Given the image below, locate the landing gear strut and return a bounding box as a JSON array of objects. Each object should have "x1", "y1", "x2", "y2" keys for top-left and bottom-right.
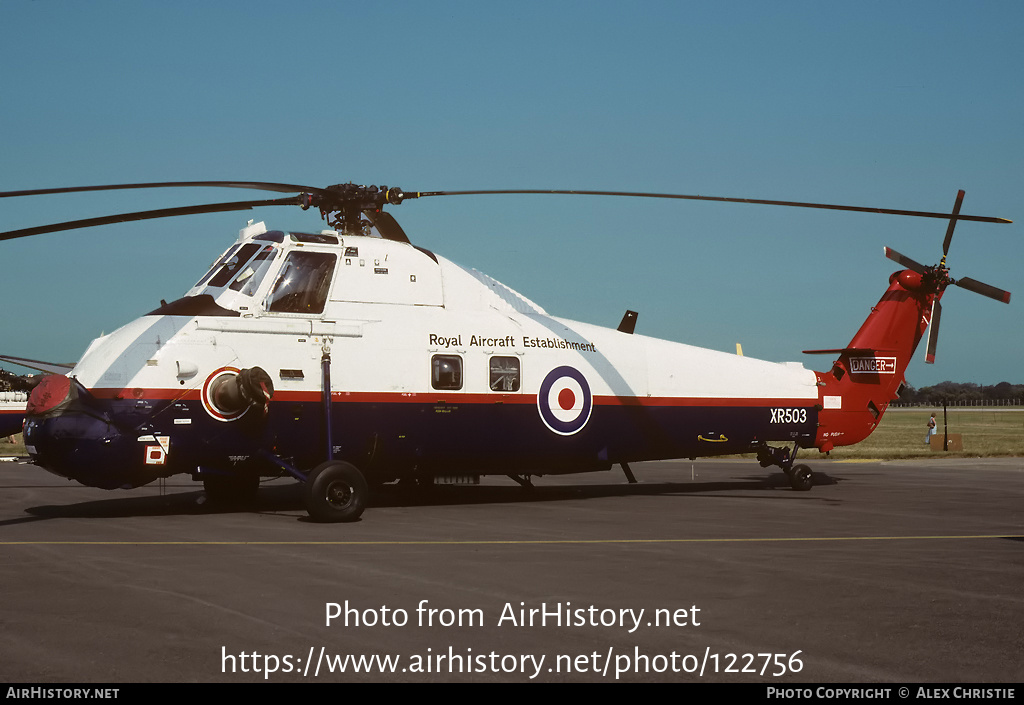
[
  {"x1": 756, "y1": 442, "x2": 813, "y2": 491},
  {"x1": 300, "y1": 345, "x2": 368, "y2": 522},
  {"x1": 507, "y1": 474, "x2": 535, "y2": 489}
]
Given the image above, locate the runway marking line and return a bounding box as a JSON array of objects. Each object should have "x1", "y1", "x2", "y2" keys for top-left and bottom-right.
[{"x1": 1, "y1": 534, "x2": 1022, "y2": 546}]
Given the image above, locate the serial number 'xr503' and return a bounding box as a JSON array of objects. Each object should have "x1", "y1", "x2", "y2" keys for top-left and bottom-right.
[{"x1": 770, "y1": 408, "x2": 808, "y2": 424}]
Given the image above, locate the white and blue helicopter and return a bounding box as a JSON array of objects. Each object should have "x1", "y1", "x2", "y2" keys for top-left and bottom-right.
[{"x1": 0, "y1": 183, "x2": 1011, "y2": 521}]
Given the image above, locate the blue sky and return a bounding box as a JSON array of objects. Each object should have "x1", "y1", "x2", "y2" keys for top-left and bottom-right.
[{"x1": 1, "y1": 1, "x2": 1021, "y2": 387}]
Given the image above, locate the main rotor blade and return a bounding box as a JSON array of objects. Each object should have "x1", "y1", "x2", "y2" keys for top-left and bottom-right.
[
  {"x1": 3, "y1": 183, "x2": 1013, "y2": 224},
  {"x1": 0, "y1": 354, "x2": 75, "y2": 374},
  {"x1": 883, "y1": 246, "x2": 928, "y2": 273},
  {"x1": 412, "y1": 189, "x2": 1012, "y2": 224},
  {"x1": 0, "y1": 181, "x2": 329, "y2": 199},
  {"x1": 925, "y1": 299, "x2": 941, "y2": 364},
  {"x1": 942, "y1": 189, "x2": 965, "y2": 256},
  {"x1": 954, "y1": 276, "x2": 1012, "y2": 304},
  {"x1": 0, "y1": 197, "x2": 303, "y2": 241}
]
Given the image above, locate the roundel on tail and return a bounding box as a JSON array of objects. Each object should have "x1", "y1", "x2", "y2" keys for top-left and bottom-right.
[{"x1": 537, "y1": 366, "x2": 592, "y2": 435}]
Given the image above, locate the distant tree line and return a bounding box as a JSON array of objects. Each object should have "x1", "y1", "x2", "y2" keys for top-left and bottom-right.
[{"x1": 897, "y1": 381, "x2": 1024, "y2": 406}]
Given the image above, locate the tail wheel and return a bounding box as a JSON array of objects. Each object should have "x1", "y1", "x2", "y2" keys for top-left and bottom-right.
[
  {"x1": 305, "y1": 460, "x2": 368, "y2": 522},
  {"x1": 789, "y1": 464, "x2": 813, "y2": 491}
]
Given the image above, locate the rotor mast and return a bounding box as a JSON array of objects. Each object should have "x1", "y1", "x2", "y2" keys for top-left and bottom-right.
[{"x1": 307, "y1": 184, "x2": 410, "y2": 236}]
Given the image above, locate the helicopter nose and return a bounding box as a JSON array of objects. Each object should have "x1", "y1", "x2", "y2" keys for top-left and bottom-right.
[{"x1": 24, "y1": 375, "x2": 143, "y2": 489}]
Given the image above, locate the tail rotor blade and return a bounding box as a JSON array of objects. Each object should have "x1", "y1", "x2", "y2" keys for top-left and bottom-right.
[
  {"x1": 884, "y1": 246, "x2": 927, "y2": 273},
  {"x1": 955, "y1": 276, "x2": 1012, "y2": 304},
  {"x1": 942, "y1": 189, "x2": 965, "y2": 257},
  {"x1": 925, "y1": 299, "x2": 941, "y2": 364}
]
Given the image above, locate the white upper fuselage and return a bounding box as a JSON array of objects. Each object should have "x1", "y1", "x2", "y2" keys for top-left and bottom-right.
[{"x1": 70, "y1": 221, "x2": 818, "y2": 411}]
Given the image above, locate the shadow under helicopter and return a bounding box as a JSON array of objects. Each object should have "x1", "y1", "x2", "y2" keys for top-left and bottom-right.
[{"x1": 10, "y1": 469, "x2": 841, "y2": 524}]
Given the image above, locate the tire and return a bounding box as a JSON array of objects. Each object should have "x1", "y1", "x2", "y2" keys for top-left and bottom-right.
[
  {"x1": 305, "y1": 461, "x2": 368, "y2": 523},
  {"x1": 789, "y1": 464, "x2": 813, "y2": 491}
]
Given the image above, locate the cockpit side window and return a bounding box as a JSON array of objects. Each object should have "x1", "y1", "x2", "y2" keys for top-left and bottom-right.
[
  {"x1": 208, "y1": 243, "x2": 261, "y2": 288},
  {"x1": 266, "y1": 251, "x2": 337, "y2": 314},
  {"x1": 194, "y1": 244, "x2": 240, "y2": 288},
  {"x1": 229, "y1": 245, "x2": 277, "y2": 295}
]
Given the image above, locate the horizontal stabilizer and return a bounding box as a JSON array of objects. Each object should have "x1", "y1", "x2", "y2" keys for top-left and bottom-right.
[{"x1": 802, "y1": 347, "x2": 898, "y2": 355}]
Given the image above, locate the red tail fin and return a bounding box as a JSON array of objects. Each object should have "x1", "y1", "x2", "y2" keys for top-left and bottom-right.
[{"x1": 811, "y1": 270, "x2": 939, "y2": 451}]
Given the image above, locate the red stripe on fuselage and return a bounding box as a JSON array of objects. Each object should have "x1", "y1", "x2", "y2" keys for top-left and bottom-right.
[{"x1": 84, "y1": 387, "x2": 815, "y2": 408}]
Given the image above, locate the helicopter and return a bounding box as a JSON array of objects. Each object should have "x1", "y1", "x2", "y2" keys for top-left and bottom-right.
[{"x1": 0, "y1": 182, "x2": 1012, "y2": 522}]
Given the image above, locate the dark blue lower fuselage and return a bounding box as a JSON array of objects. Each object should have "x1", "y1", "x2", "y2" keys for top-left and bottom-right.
[{"x1": 25, "y1": 394, "x2": 819, "y2": 490}]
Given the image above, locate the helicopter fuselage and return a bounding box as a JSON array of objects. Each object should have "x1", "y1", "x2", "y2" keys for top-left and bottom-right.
[{"x1": 23, "y1": 221, "x2": 833, "y2": 490}]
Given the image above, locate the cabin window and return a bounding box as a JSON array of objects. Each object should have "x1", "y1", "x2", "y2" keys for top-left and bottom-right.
[
  {"x1": 431, "y1": 355, "x2": 463, "y2": 390},
  {"x1": 230, "y1": 245, "x2": 278, "y2": 296},
  {"x1": 489, "y1": 356, "x2": 520, "y2": 392},
  {"x1": 266, "y1": 252, "x2": 336, "y2": 314}
]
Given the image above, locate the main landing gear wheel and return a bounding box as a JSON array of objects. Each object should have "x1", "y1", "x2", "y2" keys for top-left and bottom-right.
[
  {"x1": 788, "y1": 464, "x2": 813, "y2": 492},
  {"x1": 305, "y1": 460, "x2": 368, "y2": 523}
]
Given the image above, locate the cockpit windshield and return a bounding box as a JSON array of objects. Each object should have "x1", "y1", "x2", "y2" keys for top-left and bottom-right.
[
  {"x1": 194, "y1": 244, "x2": 241, "y2": 288},
  {"x1": 229, "y1": 245, "x2": 277, "y2": 296},
  {"x1": 265, "y1": 251, "x2": 336, "y2": 314},
  {"x1": 207, "y1": 243, "x2": 261, "y2": 288}
]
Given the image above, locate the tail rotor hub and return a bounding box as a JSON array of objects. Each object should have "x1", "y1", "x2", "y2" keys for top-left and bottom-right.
[{"x1": 882, "y1": 190, "x2": 1011, "y2": 364}]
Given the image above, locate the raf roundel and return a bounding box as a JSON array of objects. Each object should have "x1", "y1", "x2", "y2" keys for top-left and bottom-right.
[{"x1": 537, "y1": 366, "x2": 593, "y2": 436}]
